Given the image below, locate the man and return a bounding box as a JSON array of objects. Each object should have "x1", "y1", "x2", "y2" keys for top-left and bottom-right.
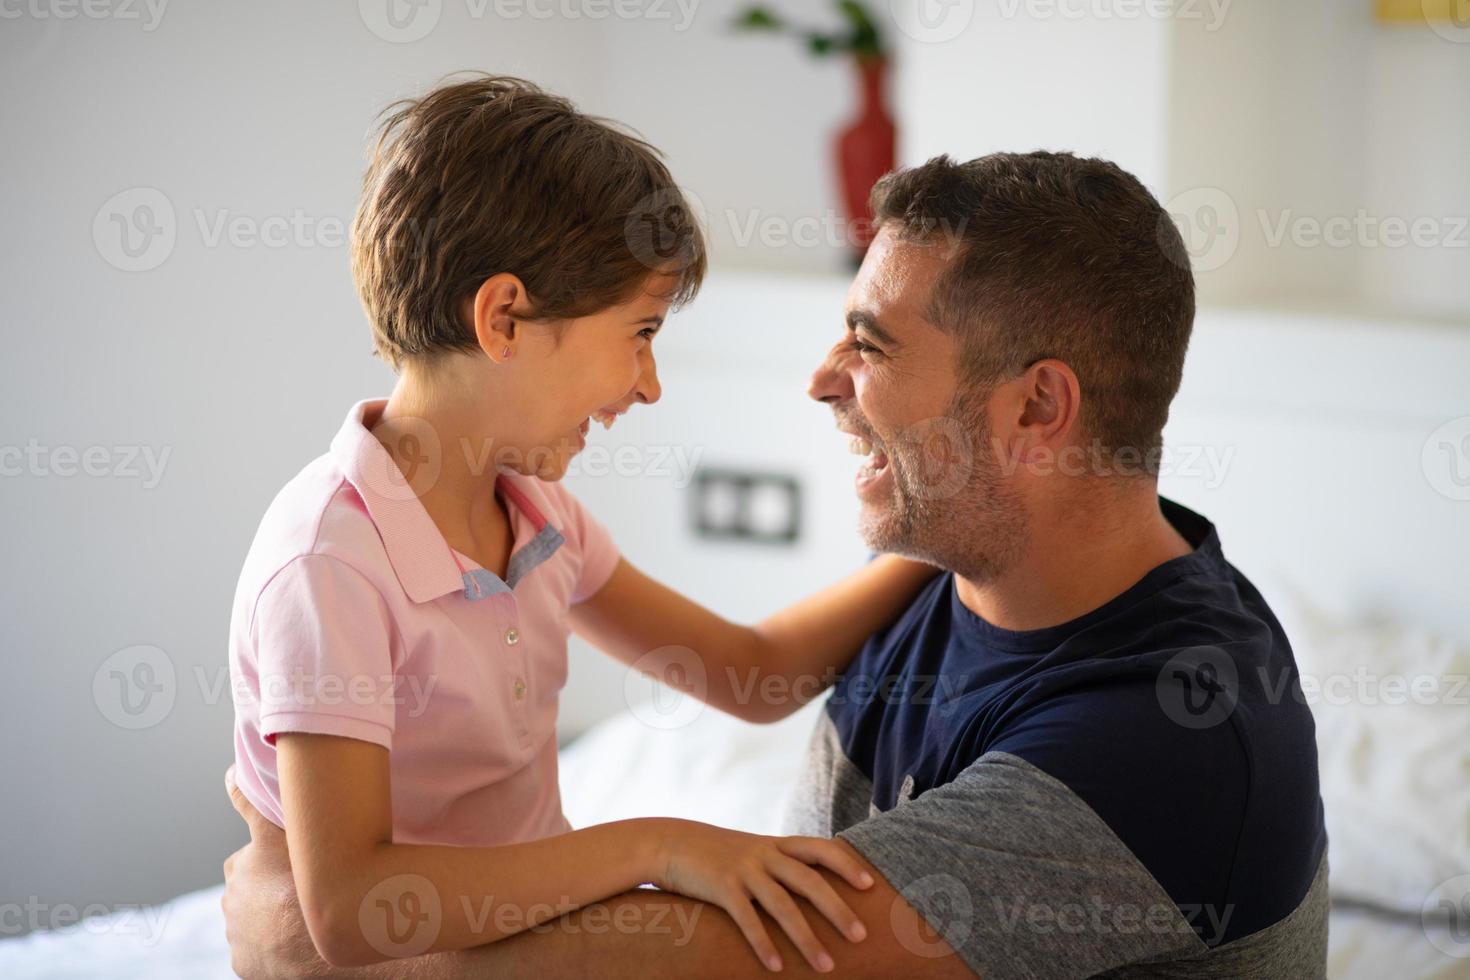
[{"x1": 222, "y1": 151, "x2": 1327, "y2": 979}]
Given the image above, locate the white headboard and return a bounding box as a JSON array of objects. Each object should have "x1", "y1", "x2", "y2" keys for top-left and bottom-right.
[{"x1": 1159, "y1": 307, "x2": 1470, "y2": 644}]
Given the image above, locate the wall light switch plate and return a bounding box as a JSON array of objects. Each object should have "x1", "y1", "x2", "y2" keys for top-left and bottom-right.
[{"x1": 690, "y1": 467, "x2": 802, "y2": 545}]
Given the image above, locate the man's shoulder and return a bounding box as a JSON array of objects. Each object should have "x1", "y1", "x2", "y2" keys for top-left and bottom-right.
[{"x1": 815, "y1": 544, "x2": 1325, "y2": 944}]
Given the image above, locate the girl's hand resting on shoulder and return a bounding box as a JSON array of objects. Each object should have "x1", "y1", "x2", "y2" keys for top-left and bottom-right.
[{"x1": 649, "y1": 819, "x2": 875, "y2": 973}]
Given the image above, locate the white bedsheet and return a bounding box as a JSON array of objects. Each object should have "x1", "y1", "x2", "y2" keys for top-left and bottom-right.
[
  {"x1": 2, "y1": 702, "x2": 1464, "y2": 978},
  {"x1": 0, "y1": 882, "x2": 234, "y2": 980}
]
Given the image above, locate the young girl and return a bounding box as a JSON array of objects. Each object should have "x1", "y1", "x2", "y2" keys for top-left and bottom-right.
[{"x1": 227, "y1": 75, "x2": 937, "y2": 976}]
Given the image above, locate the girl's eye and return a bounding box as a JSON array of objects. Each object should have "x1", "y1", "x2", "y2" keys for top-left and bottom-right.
[{"x1": 638, "y1": 328, "x2": 657, "y2": 340}]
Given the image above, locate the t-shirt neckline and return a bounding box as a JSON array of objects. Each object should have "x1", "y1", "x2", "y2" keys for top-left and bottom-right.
[{"x1": 947, "y1": 497, "x2": 1223, "y2": 653}]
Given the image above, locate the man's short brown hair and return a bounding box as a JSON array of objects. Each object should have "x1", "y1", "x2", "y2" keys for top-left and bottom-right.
[
  {"x1": 352, "y1": 74, "x2": 706, "y2": 371},
  {"x1": 871, "y1": 151, "x2": 1195, "y2": 461}
]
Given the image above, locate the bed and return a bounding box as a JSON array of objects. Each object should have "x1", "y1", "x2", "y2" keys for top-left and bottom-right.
[
  {"x1": 2, "y1": 699, "x2": 1467, "y2": 978},
  {"x1": 3, "y1": 294, "x2": 1468, "y2": 978}
]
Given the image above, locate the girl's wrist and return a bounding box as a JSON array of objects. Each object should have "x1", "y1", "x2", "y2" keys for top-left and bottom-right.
[{"x1": 629, "y1": 816, "x2": 683, "y2": 888}]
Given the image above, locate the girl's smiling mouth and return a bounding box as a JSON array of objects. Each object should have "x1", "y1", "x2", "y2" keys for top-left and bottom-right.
[{"x1": 574, "y1": 408, "x2": 625, "y2": 450}]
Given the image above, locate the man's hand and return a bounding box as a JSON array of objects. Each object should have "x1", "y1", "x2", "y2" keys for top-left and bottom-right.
[{"x1": 222, "y1": 766, "x2": 333, "y2": 980}]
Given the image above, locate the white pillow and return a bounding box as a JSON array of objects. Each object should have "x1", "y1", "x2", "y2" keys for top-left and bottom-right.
[
  {"x1": 1289, "y1": 599, "x2": 1470, "y2": 914},
  {"x1": 558, "y1": 698, "x2": 825, "y2": 835}
]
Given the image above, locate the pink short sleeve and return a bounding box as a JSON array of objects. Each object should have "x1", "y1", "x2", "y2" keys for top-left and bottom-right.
[
  {"x1": 540, "y1": 482, "x2": 620, "y2": 603},
  {"x1": 250, "y1": 554, "x2": 398, "y2": 749}
]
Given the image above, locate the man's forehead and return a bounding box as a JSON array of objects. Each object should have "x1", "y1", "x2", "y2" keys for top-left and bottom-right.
[{"x1": 844, "y1": 228, "x2": 947, "y2": 330}]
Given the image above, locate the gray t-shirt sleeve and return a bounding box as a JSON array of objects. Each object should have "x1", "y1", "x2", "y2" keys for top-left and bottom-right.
[{"x1": 836, "y1": 751, "x2": 1208, "y2": 980}]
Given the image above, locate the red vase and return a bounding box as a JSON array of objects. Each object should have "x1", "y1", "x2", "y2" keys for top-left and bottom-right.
[{"x1": 836, "y1": 56, "x2": 897, "y2": 265}]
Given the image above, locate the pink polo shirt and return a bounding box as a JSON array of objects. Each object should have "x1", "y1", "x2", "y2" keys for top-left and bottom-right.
[{"x1": 228, "y1": 398, "x2": 620, "y2": 846}]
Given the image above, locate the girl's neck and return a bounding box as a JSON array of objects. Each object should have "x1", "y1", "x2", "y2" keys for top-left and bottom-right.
[{"x1": 375, "y1": 377, "x2": 514, "y2": 556}]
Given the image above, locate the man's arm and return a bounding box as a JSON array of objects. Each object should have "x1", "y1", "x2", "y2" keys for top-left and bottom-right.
[
  {"x1": 223, "y1": 769, "x2": 974, "y2": 980},
  {"x1": 423, "y1": 861, "x2": 976, "y2": 980}
]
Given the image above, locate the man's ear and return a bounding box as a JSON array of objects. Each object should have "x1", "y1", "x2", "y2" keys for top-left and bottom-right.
[
  {"x1": 464, "y1": 273, "x2": 531, "y2": 364},
  {"x1": 1011, "y1": 359, "x2": 1082, "y2": 462}
]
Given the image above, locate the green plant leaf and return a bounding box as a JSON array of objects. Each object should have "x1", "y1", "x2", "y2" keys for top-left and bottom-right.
[
  {"x1": 730, "y1": 1, "x2": 888, "y2": 58},
  {"x1": 732, "y1": 6, "x2": 783, "y2": 29},
  {"x1": 836, "y1": 0, "x2": 884, "y2": 57},
  {"x1": 807, "y1": 32, "x2": 838, "y2": 55}
]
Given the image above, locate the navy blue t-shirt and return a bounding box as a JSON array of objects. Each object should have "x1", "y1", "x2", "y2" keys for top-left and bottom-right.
[{"x1": 821, "y1": 497, "x2": 1326, "y2": 948}]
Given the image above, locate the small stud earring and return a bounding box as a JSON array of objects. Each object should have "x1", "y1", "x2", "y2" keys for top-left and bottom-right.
[{"x1": 502, "y1": 346, "x2": 512, "y2": 359}]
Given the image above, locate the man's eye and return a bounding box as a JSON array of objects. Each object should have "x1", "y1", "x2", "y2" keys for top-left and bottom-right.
[{"x1": 847, "y1": 339, "x2": 880, "y2": 355}]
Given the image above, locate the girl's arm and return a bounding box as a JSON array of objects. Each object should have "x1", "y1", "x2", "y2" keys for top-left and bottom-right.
[
  {"x1": 276, "y1": 733, "x2": 873, "y2": 972},
  {"x1": 570, "y1": 554, "x2": 940, "y2": 723}
]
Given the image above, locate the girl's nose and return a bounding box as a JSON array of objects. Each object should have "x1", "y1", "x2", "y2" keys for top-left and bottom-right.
[{"x1": 633, "y1": 352, "x2": 661, "y2": 405}]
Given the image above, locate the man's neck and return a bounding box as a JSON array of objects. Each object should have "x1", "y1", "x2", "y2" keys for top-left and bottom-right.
[{"x1": 953, "y1": 488, "x2": 1193, "y2": 633}]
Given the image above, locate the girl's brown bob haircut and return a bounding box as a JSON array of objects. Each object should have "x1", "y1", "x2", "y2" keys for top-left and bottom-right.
[{"x1": 352, "y1": 73, "x2": 706, "y2": 371}]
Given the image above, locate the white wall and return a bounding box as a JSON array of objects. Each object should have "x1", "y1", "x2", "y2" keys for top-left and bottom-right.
[
  {"x1": 895, "y1": 1, "x2": 1172, "y2": 190},
  {"x1": 1166, "y1": 0, "x2": 1470, "y2": 317},
  {"x1": 896, "y1": 0, "x2": 1470, "y2": 320},
  {"x1": 571, "y1": 6, "x2": 855, "y2": 276},
  {"x1": 0, "y1": 0, "x2": 861, "y2": 927},
  {"x1": 1361, "y1": 24, "x2": 1470, "y2": 318}
]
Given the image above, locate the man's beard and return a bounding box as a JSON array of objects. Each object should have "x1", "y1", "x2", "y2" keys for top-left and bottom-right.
[{"x1": 856, "y1": 385, "x2": 1027, "y2": 583}]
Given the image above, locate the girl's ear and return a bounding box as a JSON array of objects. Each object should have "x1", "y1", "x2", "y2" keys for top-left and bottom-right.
[{"x1": 466, "y1": 273, "x2": 531, "y2": 364}]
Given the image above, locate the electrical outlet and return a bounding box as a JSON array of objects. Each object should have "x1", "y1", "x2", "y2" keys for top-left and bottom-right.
[{"x1": 689, "y1": 467, "x2": 802, "y2": 545}]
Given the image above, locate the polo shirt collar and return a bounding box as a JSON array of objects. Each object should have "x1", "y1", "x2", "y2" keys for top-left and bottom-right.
[
  {"x1": 457, "y1": 484, "x2": 565, "y2": 601},
  {"x1": 328, "y1": 398, "x2": 562, "y2": 605}
]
